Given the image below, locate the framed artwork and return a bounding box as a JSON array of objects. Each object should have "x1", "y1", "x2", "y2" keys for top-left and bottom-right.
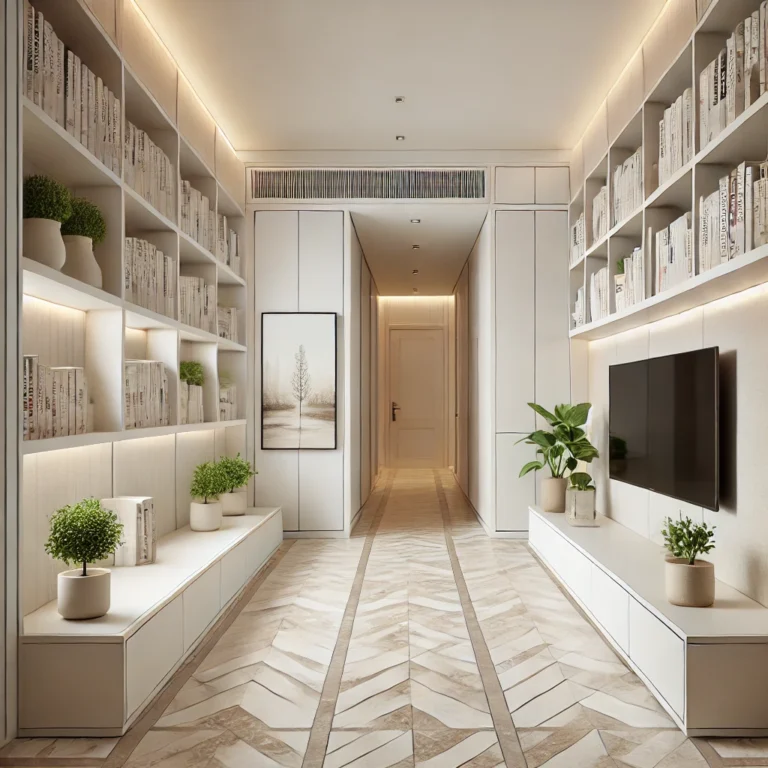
[{"x1": 261, "y1": 312, "x2": 337, "y2": 450}]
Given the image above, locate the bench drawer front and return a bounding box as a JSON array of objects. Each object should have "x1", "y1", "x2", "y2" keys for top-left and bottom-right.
[
  {"x1": 183, "y1": 563, "x2": 221, "y2": 651},
  {"x1": 589, "y1": 566, "x2": 629, "y2": 653},
  {"x1": 221, "y1": 542, "x2": 247, "y2": 606}
]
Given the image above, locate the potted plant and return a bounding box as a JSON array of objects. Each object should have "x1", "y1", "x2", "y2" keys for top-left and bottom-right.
[
  {"x1": 44, "y1": 498, "x2": 124, "y2": 620},
  {"x1": 518, "y1": 403, "x2": 599, "y2": 513},
  {"x1": 61, "y1": 197, "x2": 107, "y2": 288},
  {"x1": 662, "y1": 516, "x2": 716, "y2": 607},
  {"x1": 189, "y1": 460, "x2": 226, "y2": 531},
  {"x1": 23, "y1": 175, "x2": 72, "y2": 269},
  {"x1": 566, "y1": 472, "x2": 598, "y2": 527},
  {"x1": 218, "y1": 453, "x2": 256, "y2": 516}
]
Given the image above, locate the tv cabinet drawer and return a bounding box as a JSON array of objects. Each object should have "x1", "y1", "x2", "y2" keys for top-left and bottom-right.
[{"x1": 589, "y1": 566, "x2": 629, "y2": 653}]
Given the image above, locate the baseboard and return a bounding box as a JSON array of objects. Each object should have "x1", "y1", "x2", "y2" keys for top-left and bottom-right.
[{"x1": 283, "y1": 530, "x2": 348, "y2": 539}]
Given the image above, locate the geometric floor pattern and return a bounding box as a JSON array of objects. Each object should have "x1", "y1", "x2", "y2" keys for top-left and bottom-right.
[{"x1": 3, "y1": 469, "x2": 767, "y2": 767}]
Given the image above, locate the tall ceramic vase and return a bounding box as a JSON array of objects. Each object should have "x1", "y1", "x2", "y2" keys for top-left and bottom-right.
[
  {"x1": 62, "y1": 235, "x2": 103, "y2": 288},
  {"x1": 23, "y1": 218, "x2": 66, "y2": 270}
]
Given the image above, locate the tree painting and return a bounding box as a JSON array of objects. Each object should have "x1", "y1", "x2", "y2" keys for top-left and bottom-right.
[{"x1": 292, "y1": 344, "x2": 312, "y2": 433}]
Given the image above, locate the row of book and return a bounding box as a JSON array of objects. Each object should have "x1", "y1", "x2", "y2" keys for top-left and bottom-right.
[
  {"x1": 572, "y1": 286, "x2": 586, "y2": 328},
  {"x1": 219, "y1": 383, "x2": 238, "y2": 421},
  {"x1": 589, "y1": 267, "x2": 610, "y2": 322},
  {"x1": 699, "y1": 10, "x2": 768, "y2": 150},
  {"x1": 102, "y1": 496, "x2": 156, "y2": 567},
  {"x1": 124, "y1": 360, "x2": 171, "y2": 430},
  {"x1": 24, "y1": 0, "x2": 121, "y2": 175},
  {"x1": 614, "y1": 247, "x2": 646, "y2": 313},
  {"x1": 570, "y1": 212, "x2": 586, "y2": 266},
  {"x1": 180, "y1": 381, "x2": 204, "y2": 425},
  {"x1": 613, "y1": 148, "x2": 643, "y2": 226},
  {"x1": 124, "y1": 237, "x2": 176, "y2": 318},
  {"x1": 654, "y1": 213, "x2": 693, "y2": 294},
  {"x1": 217, "y1": 307, "x2": 239, "y2": 343},
  {"x1": 592, "y1": 186, "x2": 609, "y2": 243},
  {"x1": 217, "y1": 215, "x2": 241, "y2": 277},
  {"x1": 181, "y1": 181, "x2": 215, "y2": 252},
  {"x1": 658, "y1": 89, "x2": 693, "y2": 187},
  {"x1": 125, "y1": 121, "x2": 176, "y2": 220},
  {"x1": 179, "y1": 276, "x2": 217, "y2": 333},
  {"x1": 23, "y1": 356, "x2": 88, "y2": 440}
]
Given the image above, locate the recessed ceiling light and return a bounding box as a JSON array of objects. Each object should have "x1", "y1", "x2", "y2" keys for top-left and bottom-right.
[
  {"x1": 410, "y1": 219, "x2": 421, "y2": 224},
  {"x1": 412, "y1": 244, "x2": 420, "y2": 250},
  {"x1": 412, "y1": 269, "x2": 419, "y2": 275},
  {"x1": 396, "y1": 135, "x2": 405, "y2": 141},
  {"x1": 395, "y1": 97, "x2": 405, "y2": 104}
]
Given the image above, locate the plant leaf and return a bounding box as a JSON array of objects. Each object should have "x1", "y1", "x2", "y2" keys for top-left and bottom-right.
[
  {"x1": 528, "y1": 403, "x2": 557, "y2": 425},
  {"x1": 519, "y1": 460, "x2": 544, "y2": 477},
  {"x1": 568, "y1": 403, "x2": 592, "y2": 427}
]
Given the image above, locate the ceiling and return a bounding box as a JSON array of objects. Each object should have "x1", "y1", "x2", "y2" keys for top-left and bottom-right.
[
  {"x1": 351, "y1": 205, "x2": 487, "y2": 295},
  {"x1": 136, "y1": 0, "x2": 666, "y2": 152}
]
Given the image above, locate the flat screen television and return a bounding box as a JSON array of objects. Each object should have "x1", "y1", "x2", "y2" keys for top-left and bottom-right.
[{"x1": 609, "y1": 347, "x2": 719, "y2": 510}]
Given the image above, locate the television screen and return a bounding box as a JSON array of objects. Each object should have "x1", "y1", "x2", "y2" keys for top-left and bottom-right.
[{"x1": 609, "y1": 347, "x2": 719, "y2": 510}]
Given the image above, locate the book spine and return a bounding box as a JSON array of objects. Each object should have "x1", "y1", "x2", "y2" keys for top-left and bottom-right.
[
  {"x1": 56, "y1": 37, "x2": 65, "y2": 126},
  {"x1": 73, "y1": 55, "x2": 82, "y2": 141},
  {"x1": 719, "y1": 175, "x2": 730, "y2": 263},
  {"x1": 87, "y1": 69, "x2": 96, "y2": 155},
  {"x1": 75, "y1": 368, "x2": 86, "y2": 435},
  {"x1": 67, "y1": 369, "x2": 76, "y2": 436},
  {"x1": 79, "y1": 63, "x2": 88, "y2": 147},
  {"x1": 24, "y1": 1, "x2": 33, "y2": 100},
  {"x1": 747, "y1": 165, "x2": 755, "y2": 253}
]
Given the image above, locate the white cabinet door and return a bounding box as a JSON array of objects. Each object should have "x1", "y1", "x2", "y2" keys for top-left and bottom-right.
[
  {"x1": 221, "y1": 542, "x2": 247, "y2": 607},
  {"x1": 495, "y1": 167, "x2": 535, "y2": 203},
  {"x1": 535, "y1": 167, "x2": 570, "y2": 204},
  {"x1": 183, "y1": 564, "x2": 221, "y2": 651},
  {"x1": 496, "y1": 434, "x2": 535, "y2": 531},
  {"x1": 589, "y1": 566, "x2": 629, "y2": 653}
]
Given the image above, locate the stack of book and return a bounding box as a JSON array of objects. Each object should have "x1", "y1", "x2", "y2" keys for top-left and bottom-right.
[
  {"x1": 614, "y1": 247, "x2": 645, "y2": 313},
  {"x1": 101, "y1": 497, "x2": 156, "y2": 566},
  {"x1": 124, "y1": 237, "x2": 176, "y2": 318},
  {"x1": 653, "y1": 213, "x2": 693, "y2": 294},
  {"x1": 216, "y1": 214, "x2": 241, "y2": 276},
  {"x1": 180, "y1": 381, "x2": 204, "y2": 425},
  {"x1": 124, "y1": 360, "x2": 170, "y2": 429},
  {"x1": 699, "y1": 11, "x2": 768, "y2": 151},
  {"x1": 23, "y1": 356, "x2": 88, "y2": 440},
  {"x1": 572, "y1": 287, "x2": 586, "y2": 327},
  {"x1": 217, "y1": 307, "x2": 239, "y2": 343},
  {"x1": 589, "y1": 267, "x2": 610, "y2": 322},
  {"x1": 592, "y1": 186, "x2": 609, "y2": 243},
  {"x1": 570, "y1": 212, "x2": 586, "y2": 266},
  {"x1": 124, "y1": 120, "x2": 175, "y2": 220},
  {"x1": 179, "y1": 276, "x2": 216, "y2": 333},
  {"x1": 181, "y1": 182, "x2": 215, "y2": 253},
  {"x1": 751, "y1": 160, "x2": 768, "y2": 250},
  {"x1": 219, "y1": 383, "x2": 237, "y2": 421},
  {"x1": 24, "y1": 0, "x2": 121, "y2": 175},
  {"x1": 613, "y1": 148, "x2": 643, "y2": 225},
  {"x1": 658, "y1": 89, "x2": 693, "y2": 187}
]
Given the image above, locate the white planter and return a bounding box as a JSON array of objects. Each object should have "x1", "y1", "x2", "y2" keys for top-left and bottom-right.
[
  {"x1": 665, "y1": 558, "x2": 715, "y2": 607},
  {"x1": 220, "y1": 491, "x2": 247, "y2": 516},
  {"x1": 62, "y1": 235, "x2": 102, "y2": 288},
  {"x1": 190, "y1": 501, "x2": 222, "y2": 531},
  {"x1": 540, "y1": 477, "x2": 568, "y2": 513},
  {"x1": 566, "y1": 487, "x2": 598, "y2": 527},
  {"x1": 23, "y1": 218, "x2": 66, "y2": 270},
  {"x1": 57, "y1": 567, "x2": 110, "y2": 620}
]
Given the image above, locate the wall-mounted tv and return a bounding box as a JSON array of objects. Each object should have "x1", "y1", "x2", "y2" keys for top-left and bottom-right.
[{"x1": 609, "y1": 347, "x2": 719, "y2": 511}]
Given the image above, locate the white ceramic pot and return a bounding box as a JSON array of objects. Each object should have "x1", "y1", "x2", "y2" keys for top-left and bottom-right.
[
  {"x1": 665, "y1": 558, "x2": 715, "y2": 607},
  {"x1": 220, "y1": 491, "x2": 247, "y2": 516},
  {"x1": 23, "y1": 218, "x2": 66, "y2": 270},
  {"x1": 190, "y1": 501, "x2": 222, "y2": 531},
  {"x1": 566, "y1": 487, "x2": 597, "y2": 527},
  {"x1": 62, "y1": 235, "x2": 102, "y2": 288},
  {"x1": 57, "y1": 567, "x2": 110, "y2": 620},
  {"x1": 540, "y1": 477, "x2": 568, "y2": 513}
]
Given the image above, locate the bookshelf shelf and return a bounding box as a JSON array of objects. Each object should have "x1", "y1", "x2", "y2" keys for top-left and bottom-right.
[
  {"x1": 123, "y1": 184, "x2": 177, "y2": 232},
  {"x1": 584, "y1": 234, "x2": 609, "y2": 261},
  {"x1": 697, "y1": 91, "x2": 768, "y2": 166},
  {"x1": 645, "y1": 161, "x2": 693, "y2": 209},
  {"x1": 217, "y1": 181, "x2": 246, "y2": 218},
  {"x1": 179, "y1": 230, "x2": 216, "y2": 265},
  {"x1": 217, "y1": 262, "x2": 246, "y2": 287},
  {"x1": 23, "y1": 259, "x2": 122, "y2": 312}
]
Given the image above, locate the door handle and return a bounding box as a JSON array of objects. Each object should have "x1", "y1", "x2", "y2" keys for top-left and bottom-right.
[{"x1": 391, "y1": 401, "x2": 401, "y2": 422}]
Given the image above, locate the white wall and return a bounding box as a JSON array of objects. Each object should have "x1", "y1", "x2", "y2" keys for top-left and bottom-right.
[
  {"x1": 454, "y1": 264, "x2": 469, "y2": 493},
  {"x1": 587, "y1": 285, "x2": 768, "y2": 608}
]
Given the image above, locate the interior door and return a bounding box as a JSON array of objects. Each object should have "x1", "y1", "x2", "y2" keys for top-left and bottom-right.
[{"x1": 388, "y1": 328, "x2": 445, "y2": 468}]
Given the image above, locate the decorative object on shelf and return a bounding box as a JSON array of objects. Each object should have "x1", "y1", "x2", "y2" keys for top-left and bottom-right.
[
  {"x1": 218, "y1": 453, "x2": 256, "y2": 516},
  {"x1": 189, "y1": 461, "x2": 226, "y2": 531},
  {"x1": 101, "y1": 496, "x2": 156, "y2": 566},
  {"x1": 518, "y1": 402, "x2": 599, "y2": 513},
  {"x1": 22, "y1": 175, "x2": 72, "y2": 270},
  {"x1": 565, "y1": 472, "x2": 598, "y2": 527},
  {"x1": 61, "y1": 197, "x2": 106, "y2": 288},
  {"x1": 614, "y1": 259, "x2": 626, "y2": 312},
  {"x1": 262, "y1": 312, "x2": 338, "y2": 450},
  {"x1": 44, "y1": 498, "x2": 124, "y2": 620},
  {"x1": 662, "y1": 516, "x2": 717, "y2": 607},
  {"x1": 180, "y1": 361, "x2": 204, "y2": 425},
  {"x1": 219, "y1": 373, "x2": 238, "y2": 420}
]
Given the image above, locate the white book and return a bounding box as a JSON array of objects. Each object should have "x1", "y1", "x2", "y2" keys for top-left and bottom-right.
[
  {"x1": 762, "y1": 2, "x2": 768, "y2": 95},
  {"x1": 79, "y1": 63, "x2": 89, "y2": 147},
  {"x1": 56, "y1": 37, "x2": 65, "y2": 126},
  {"x1": 112, "y1": 96, "x2": 121, "y2": 176},
  {"x1": 37, "y1": 361, "x2": 46, "y2": 439},
  {"x1": 95, "y1": 77, "x2": 104, "y2": 163},
  {"x1": 24, "y1": 0, "x2": 34, "y2": 100},
  {"x1": 736, "y1": 22, "x2": 746, "y2": 121},
  {"x1": 719, "y1": 174, "x2": 730, "y2": 263},
  {"x1": 727, "y1": 35, "x2": 736, "y2": 126},
  {"x1": 32, "y1": 10, "x2": 43, "y2": 106},
  {"x1": 42, "y1": 21, "x2": 54, "y2": 118},
  {"x1": 735, "y1": 162, "x2": 746, "y2": 257},
  {"x1": 73, "y1": 55, "x2": 82, "y2": 141},
  {"x1": 65, "y1": 50, "x2": 75, "y2": 135},
  {"x1": 107, "y1": 89, "x2": 114, "y2": 172},
  {"x1": 746, "y1": 165, "x2": 755, "y2": 253},
  {"x1": 44, "y1": 366, "x2": 53, "y2": 439},
  {"x1": 102, "y1": 498, "x2": 143, "y2": 567},
  {"x1": 87, "y1": 69, "x2": 96, "y2": 155}
]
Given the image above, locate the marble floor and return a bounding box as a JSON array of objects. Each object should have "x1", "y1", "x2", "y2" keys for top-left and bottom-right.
[{"x1": 4, "y1": 469, "x2": 768, "y2": 768}]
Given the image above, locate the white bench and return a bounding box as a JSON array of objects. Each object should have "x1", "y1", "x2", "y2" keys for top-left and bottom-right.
[
  {"x1": 20, "y1": 508, "x2": 282, "y2": 736},
  {"x1": 529, "y1": 506, "x2": 768, "y2": 736}
]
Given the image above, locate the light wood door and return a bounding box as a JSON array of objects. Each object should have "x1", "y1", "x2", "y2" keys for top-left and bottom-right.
[{"x1": 388, "y1": 328, "x2": 445, "y2": 468}]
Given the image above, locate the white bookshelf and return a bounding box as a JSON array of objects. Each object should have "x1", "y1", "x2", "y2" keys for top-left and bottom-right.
[{"x1": 569, "y1": 0, "x2": 768, "y2": 339}]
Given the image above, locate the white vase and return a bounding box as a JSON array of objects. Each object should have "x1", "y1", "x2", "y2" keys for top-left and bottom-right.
[
  {"x1": 565, "y1": 488, "x2": 598, "y2": 527},
  {"x1": 540, "y1": 477, "x2": 568, "y2": 513},
  {"x1": 23, "y1": 218, "x2": 66, "y2": 270},
  {"x1": 190, "y1": 501, "x2": 222, "y2": 531},
  {"x1": 62, "y1": 235, "x2": 102, "y2": 288},
  {"x1": 57, "y1": 567, "x2": 110, "y2": 620},
  {"x1": 665, "y1": 558, "x2": 715, "y2": 607},
  {"x1": 220, "y1": 491, "x2": 247, "y2": 516}
]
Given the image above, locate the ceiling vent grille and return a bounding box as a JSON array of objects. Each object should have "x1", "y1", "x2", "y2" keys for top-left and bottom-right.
[{"x1": 249, "y1": 168, "x2": 486, "y2": 200}]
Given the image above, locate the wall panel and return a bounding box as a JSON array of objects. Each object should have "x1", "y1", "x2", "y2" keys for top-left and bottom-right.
[
  {"x1": 607, "y1": 50, "x2": 645, "y2": 142},
  {"x1": 178, "y1": 74, "x2": 216, "y2": 173},
  {"x1": 496, "y1": 434, "x2": 536, "y2": 531}
]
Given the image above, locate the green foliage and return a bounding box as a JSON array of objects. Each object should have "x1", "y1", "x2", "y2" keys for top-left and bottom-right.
[
  {"x1": 569, "y1": 472, "x2": 595, "y2": 491},
  {"x1": 218, "y1": 453, "x2": 256, "y2": 492},
  {"x1": 662, "y1": 516, "x2": 716, "y2": 565},
  {"x1": 23, "y1": 175, "x2": 72, "y2": 223},
  {"x1": 616, "y1": 259, "x2": 625, "y2": 274},
  {"x1": 61, "y1": 197, "x2": 107, "y2": 243},
  {"x1": 180, "y1": 361, "x2": 204, "y2": 386},
  {"x1": 219, "y1": 371, "x2": 234, "y2": 389},
  {"x1": 517, "y1": 403, "x2": 599, "y2": 479},
  {"x1": 190, "y1": 461, "x2": 227, "y2": 503},
  {"x1": 44, "y1": 498, "x2": 124, "y2": 576}
]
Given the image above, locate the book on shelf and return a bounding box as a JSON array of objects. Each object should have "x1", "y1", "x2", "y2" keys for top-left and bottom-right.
[
  {"x1": 179, "y1": 276, "x2": 216, "y2": 333},
  {"x1": 124, "y1": 237, "x2": 176, "y2": 318},
  {"x1": 572, "y1": 287, "x2": 586, "y2": 328},
  {"x1": 215, "y1": 214, "x2": 241, "y2": 276},
  {"x1": 589, "y1": 267, "x2": 610, "y2": 322},
  {"x1": 124, "y1": 360, "x2": 170, "y2": 430},
  {"x1": 219, "y1": 383, "x2": 237, "y2": 421},
  {"x1": 570, "y1": 212, "x2": 585, "y2": 266},
  {"x1": 653, "y1": 213, "x2": 693, "y2": 295},
  {"x1": 592, "y1": 186, "x2": 609, "y2": 243},
  {"x1": 217, "y1": 306, "x2": 239, "y2": 343},
  {"x1": 614, "y1": 247, "x2": 645, "y2": 313},
  {"x1": 179, "y1": 380, "x2": 204, "y2": 425},
  {"x1": 124, "y1": 120, "x2": 175, "y2": 219},
  {"x1": 101, "y1": 496, "x2": 156, "y2": 567},
  {"x1": 659, "y1": 90, "x2": 693, "y2": 187},
  {"x1": 613, "y1": 147, "x2": 642, "y2": 225},
  {"x1": 180, "y1": 182, "x2": 215, "y2": 253}
]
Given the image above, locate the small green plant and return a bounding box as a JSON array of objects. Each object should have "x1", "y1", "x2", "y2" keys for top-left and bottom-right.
[
  {"x1": 218, "y1": 453, "x2": 256, "y2": 493},
  {"x1": 190, "y1": 461, "x2": 226, "y2": 503},
  {"x1": 44, "y1": 498, "x2": 124, "y2": 577},
  {"x1": 61, "y1": 197, "x2": 107, "y2": 243},
  {"x1": 616, "y1": 259, "x2": 625, "y2": 274},
  {"x1": 662, "y1": 516, "x2": 716, "y2": 565},
  {"x1": 180, "y1": 361, "x2": 204, "y2": 387},
  {"x1": 569, "y1": 472, "x2": 595, "y2": 491},
  {"x1": 23, "y1": 175, "x2": 72, "y2": 222}
]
